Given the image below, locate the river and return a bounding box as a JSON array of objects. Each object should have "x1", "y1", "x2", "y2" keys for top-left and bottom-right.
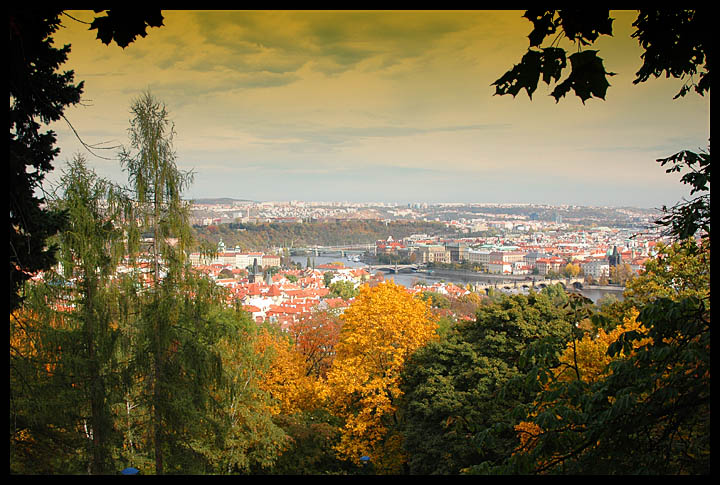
[{"x1": 290, "y1": 255, "x2": 623, "y2": 304}]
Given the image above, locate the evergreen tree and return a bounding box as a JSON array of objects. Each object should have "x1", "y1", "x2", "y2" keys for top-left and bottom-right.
[
  {"x1": 119, "y1": 91, "x2": 223, "y2": 474},
  {"x1": 9, "y1": 8, "x2": 164, "y2": 313},
  {"x1": 10, "y1": 8, "x2": 80, "y2": 312},
  {"x1": 10, "y1": 156, "x2": 130, "y2": 473}
]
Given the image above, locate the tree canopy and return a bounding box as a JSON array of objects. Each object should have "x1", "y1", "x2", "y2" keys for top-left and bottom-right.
[
  {"x1": 493, "y1": 9, "x2": 710, "y2": 103},
  {"x1": 399, "y1": 288, "x2": 574, "y2": 474},
  {"x1": 9, "y1": 9, "x2": 164, "y2": 313},
  {"x1": 324, "y1": 281, "x2": 437, "y2": 473}
]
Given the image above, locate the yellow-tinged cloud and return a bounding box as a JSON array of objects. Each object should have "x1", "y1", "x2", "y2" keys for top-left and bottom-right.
[{"x1": 47, "y1": 10, "x2": 708, "y2": 206}]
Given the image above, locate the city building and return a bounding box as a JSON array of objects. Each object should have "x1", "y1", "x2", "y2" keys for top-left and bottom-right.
[
  {"x1": 535, "y1": 257, "x2": 566, "y2": 275},
  {"x1": 416, "y1": 244, "x2": 451, "y2": 264},
  {"x1": 446, "y1": 242, "x2": 468, "y2": 263},
  {"x1": 581, "y1": 258, "x2": 610, "y2": 279}
]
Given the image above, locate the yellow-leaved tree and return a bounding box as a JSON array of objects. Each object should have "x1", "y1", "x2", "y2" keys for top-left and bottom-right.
[
  {"x1": 554, "y1": 308, "x2": 650, "y2": 384},
  {"x1": 323, "y1": 281, "x2": 437, "y2": 473},
  {"x1": 254, "y1": 326, "x2": 322, "y2": 416},
  {"x1": 514, "y1": 308, "x2": 652, "y2": 457}
]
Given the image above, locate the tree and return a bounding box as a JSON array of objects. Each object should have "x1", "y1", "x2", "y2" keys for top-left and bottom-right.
[
  {"x1": 10, "y1": 156, "x2": 133, "y2": 474},
  {"x1": 654, "y1": 148, "x2": 710, "y2": 240},
  {"x1": 596, "y1": 237, "x2": 710, "y2": 331},
  {"x1": 324, "y1": 281, "x2": 437, "y2": 473},
  {"x1": 399, "y1": 289, "x2": 574, "y2": 474},
  {"x1": 468, "y1": 237, "x2": 710, "y2": 474},
  {"x1": 289, "y1": 308, "x2": 342, "y2": 379},
  {"x1": 479, "y1": 295, "x2": 709, "y2": 474},
  {"x1": 418, "y1": 290, "x2": 451, "y2": 309},
  {"x1": 562, "y1": 263, "x2": 581, "y2": 278},
  {"x1": 328, "y1": 280, "x2": 359, "y2": 300},
  {"x1": 218, "y1": 268, "x2": 234, "y2": 279},
  {"x1": 262, "y1": 410, "x2": 352, "y2": 475},
  {"x1": 9, "y1": 9, "x2": 164, "y2": 313},
  {"x1": 202, "y1": 311, "x2": 289, "y2": 474},
  {"x1": 86, "y1": 9, "x2": 164, "y2": 49},
  {"x1": 245, "y1": 321, "x2": 352, "y2": 475},
  {"x1": 254, "y1": 326, "x2": 320, "y2": 417},
  {"x1": 494, "y1": 9, "x2": 709, "y2": 103},
  {"x1": 608, "y1": 262, "x2": 634, "y2": 286},
  {"x1": 50, "y1": 157, "x2": 130, "y2": 474},
  {"x1": 10, "y1": 9, "x2": 81, "y2": 313},
  {"x1": 10, "y1": 306, "x2": 91, "y2": 474},
  {"x1": 119, "y1": 91, "x2": 225, "y2": 474}
]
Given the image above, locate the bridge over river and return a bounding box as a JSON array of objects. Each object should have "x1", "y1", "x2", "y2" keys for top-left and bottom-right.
[
  {"x1": 369, "y1": 266, "x2": 623, "y2": 302},
  {"x1": 290, "y1": 244, "x2": 375, "y2": 257},
  {"x1": 366, "y1": 264, "x2": 587, "y2": 291}
]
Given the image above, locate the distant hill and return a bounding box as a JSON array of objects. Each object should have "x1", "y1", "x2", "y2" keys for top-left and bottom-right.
[
  {"x1": 191, "y1": 197, "x2": 256, "y2": 205},
  {"x1": 192, "y1": 220, "x2": 457, "y2": 251}
]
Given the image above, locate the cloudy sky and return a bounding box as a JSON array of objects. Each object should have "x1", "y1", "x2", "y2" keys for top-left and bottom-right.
[{"x1": 47, "y1": 10, "x2": 709, "y2": 208}]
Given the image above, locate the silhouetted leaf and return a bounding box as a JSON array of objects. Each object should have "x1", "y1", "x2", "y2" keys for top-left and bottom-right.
[
  {"x1": 540, "y1": 47, "x2": 567, "y2": 85},
  {"x1": 551, "y1": 50, "x2": 615, "y2": 103},
  {"x1": 492, "y1": 50, "x2": 543, "y2": 99},
  {"x1": 632, "y1": 9, "x2": 710, "y2": 98},
  {"x1": 523, "y1": 10, "x2": 557, "y2": 47},
  {"x1": 89, "y1": 9, "x2": 164, "y2": 48},
  {"x1": 558, "y1": 9, "x2": 614, "y2": 45}
]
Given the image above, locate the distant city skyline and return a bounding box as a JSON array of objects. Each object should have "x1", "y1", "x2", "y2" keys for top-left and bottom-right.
[{"x1": 47, "y1": 10, "x2": 709, "y2": 209}]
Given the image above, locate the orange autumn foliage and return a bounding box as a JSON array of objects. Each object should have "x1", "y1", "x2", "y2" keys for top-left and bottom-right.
[
  {"x1": 10, "y1": 308, "x2": 68, "y2": 375},
  {"x1": 287, "y1": 309, "x2": 342, "y2": 379},
  {"x1": 254, "y1": 328, "x2": 321, "y2": 416}
]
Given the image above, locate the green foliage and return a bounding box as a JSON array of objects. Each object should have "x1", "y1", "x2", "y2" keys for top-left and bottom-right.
[
  {"x1": 539, "y1": 283, "x2": 570, "y2": 307},
  {"x1": 192, "y1": 220, "x2": 456, "y2": 252},
  {"x1": 10, "y1": 158, "x2": 132, "y2": 474},
  {"x1": 480, "y1": 296, "x2": 709, "y2": 475},
  {"x1": 328, "y1": 280, "x2": 359, "y2": 300},
  {"x1": 598, "y1": 237, "x2": 711, "y2": 325},
  {"x1": 10, "y1": 8, "x2": 81, "y2": 312},
  {"x1": 118, "y1": 92, "x2": 222, "y2": 474},
  {"x1": 399, "y1": 289, "x2": 574, "y2": 474},
  {"x1": 655, "y1": 148, "x2": 710, "y2": 239},
  {"x1": 418, "y1": 291, "x2": 451, "y2": 309},
  {"x1": 200, "y1": 307, "x2": 290, "y2": 474},
  {"x1": 255, "y1": 410, "x2": 354, "y2": 475},
  {"x1": 470, "y1": 240, "x2": 710, "y2": 475}
]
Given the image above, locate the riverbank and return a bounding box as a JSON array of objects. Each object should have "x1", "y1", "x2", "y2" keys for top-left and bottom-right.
[{"x1": 291, "y1": 256, "x2": 625, "y2": 304}]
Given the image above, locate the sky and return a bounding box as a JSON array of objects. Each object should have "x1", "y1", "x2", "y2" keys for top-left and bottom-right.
[{"x1": 46, "y1": 10, "x2": 710, "y2": 209}]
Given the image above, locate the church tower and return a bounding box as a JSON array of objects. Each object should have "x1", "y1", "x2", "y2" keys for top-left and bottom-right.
[
  {"x1": 609, "y1": 245, "x2": 622, "y2": 267},
  {"x1": 249, "y1": 257, "x2": 260, "y2": 283}
]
